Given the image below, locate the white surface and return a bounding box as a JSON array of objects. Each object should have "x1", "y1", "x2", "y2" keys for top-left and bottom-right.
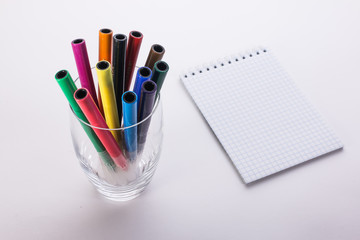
[
  {"x1": 0, "y1": 0, "x2": 359, "y2": 239},
  {"x1": 182, "y1": 49, "x2": 343, "y2": 183}
]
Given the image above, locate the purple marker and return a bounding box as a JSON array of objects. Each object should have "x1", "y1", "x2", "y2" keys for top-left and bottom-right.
[
  {"x1": 137, "y1": 80, "x2": 157, "y2": 153},
  {"x1": 71, "y1": 39, "x2": 98, "y2": 107}
]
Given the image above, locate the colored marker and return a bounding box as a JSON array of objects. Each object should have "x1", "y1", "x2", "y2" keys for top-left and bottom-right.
[
  {"x1": 144, "y1": 44, "x2": 165, "y2": 70},
  {"x1": 96, "y1": 61, "x2": 121, "y2": 143},
  {"x1": 55, "y1": 70, "x2": 115, "y2": 168},
  {"x1": 122, "y1": 91, "x2": 138, "y2": 161},
  {"x1": 112, "y1": 33, "x2": 127, "y2": 124},
  {"x1": 151, "y1": 60, "x2": 169, "y2": 96},
  {"x1": 98, "y1": 28, "x2": 113, "y2": 116},
  {"x1": 99, "y1": 28, "x2": 113, "y2": 63},
  {"x1": 74, "y1": 88, "x2": 127, "y2": 170},
  {"x1": 71, "y1": 39, "x2": 98, "y2": 107},
  {"x1": 133, "y1": 66, "x2": 152, "y2": 109},
  {"x1": 137, "y1": 80, "x2": 157, "y2": 153},
  {"x1": 124, "y1": 31, "x2": 143, "y2": 91}
]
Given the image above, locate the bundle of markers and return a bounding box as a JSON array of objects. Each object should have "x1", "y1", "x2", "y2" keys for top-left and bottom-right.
[{"x1": 55, "y1": 29, "x2": 169, "y2": 171}]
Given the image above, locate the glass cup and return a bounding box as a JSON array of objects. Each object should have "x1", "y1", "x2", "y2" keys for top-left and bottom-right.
[{"x1": 69, "y1": 70, "x2": 163, "y2": 201}]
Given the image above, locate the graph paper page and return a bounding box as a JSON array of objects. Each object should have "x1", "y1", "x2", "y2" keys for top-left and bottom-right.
[{"x1": 181, "y1": 49, "x2": 343, "y2": 183}]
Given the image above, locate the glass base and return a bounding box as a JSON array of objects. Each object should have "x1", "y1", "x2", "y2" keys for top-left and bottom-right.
[{"x1": 79, "y1": 153, "x2": 160, "y2": 201}]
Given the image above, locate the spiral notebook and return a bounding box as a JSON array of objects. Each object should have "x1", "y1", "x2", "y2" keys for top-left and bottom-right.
[{"x1": 181, "y1": 48, "x2": 343, "y2": 183}]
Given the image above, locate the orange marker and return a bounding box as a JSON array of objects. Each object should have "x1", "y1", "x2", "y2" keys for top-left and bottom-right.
[
  {"x1": 99, "y1": 28, "x2": 113, "y2": 62},
  {"x1": 98, "y1": 28, "x2": 113, "y2": 115}
]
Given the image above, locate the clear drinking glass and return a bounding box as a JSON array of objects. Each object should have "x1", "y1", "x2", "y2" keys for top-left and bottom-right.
[{"x1": 69, "y1": 70, "x2": 163, "y2": 201}]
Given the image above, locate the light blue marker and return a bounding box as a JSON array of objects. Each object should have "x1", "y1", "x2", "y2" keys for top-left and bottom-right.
[{"x1": 122, "y1": 91, "x2": 138, "y2": 161}]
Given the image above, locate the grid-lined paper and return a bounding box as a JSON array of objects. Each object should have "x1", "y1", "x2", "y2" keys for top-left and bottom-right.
[{"x1": 181, "y1": 49, "x2": 343, "y2": 183}]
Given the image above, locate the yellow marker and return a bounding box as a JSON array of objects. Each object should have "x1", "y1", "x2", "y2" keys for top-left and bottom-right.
[{"x1": 96, "y1": 60, "x2": 121, "y2": 143}]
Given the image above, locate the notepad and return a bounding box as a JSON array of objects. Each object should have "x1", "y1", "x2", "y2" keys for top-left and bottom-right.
[{"x1": 181, "y1": 48, "x2": 343, "y2": 183}]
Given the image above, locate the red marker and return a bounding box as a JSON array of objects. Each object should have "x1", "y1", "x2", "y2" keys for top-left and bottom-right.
[
  {"x1": 74, "y1": 88, "x2": 127, "y2": 170},
  {"x1": 124, "y1": 31, "x2": 143, "y2": 91}
]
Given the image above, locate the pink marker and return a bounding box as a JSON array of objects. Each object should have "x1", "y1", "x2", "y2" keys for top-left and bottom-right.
[
  {"x1": 71, "y1": 39, "x2": 98, "y2": 107},
  {"x1": 74, "y1": 88, "x2": 127, "y2": 170}
]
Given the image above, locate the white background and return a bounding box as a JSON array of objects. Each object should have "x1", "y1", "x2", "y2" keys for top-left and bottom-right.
[{"x1": 0, "y1": 0, "x2": 359, "y2": 239}]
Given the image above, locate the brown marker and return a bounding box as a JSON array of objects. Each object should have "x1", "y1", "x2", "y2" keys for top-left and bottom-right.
[{"x1": 144, "y1": 44, "x2": 165, "y2": 70}]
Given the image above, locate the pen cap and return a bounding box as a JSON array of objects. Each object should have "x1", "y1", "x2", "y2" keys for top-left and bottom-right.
[
  {"x1": 112, "y1": 33, "x2": 128, "y2": 125},
  {"x1": 133, "y1": 66, "x2": 152, "y2": 102},
  {"x1": 141, "y1": 80, "x2": 157, "y2": 96},
  {"x1": 144, "y1": 44, "x2": 165, "y2": 70},
  {"x1": 151, "y1": 61, "x2": 169, "y2": 95},
  {"x1": 99, "y1": 28, "x2": 113, "y2": 63},
  {"x1": 122, "y1": 91, "x2": 138, "y2": 126},
  {"x1": 122, "y1": 91, "x2": 138, "y2": 157},
  {"x1": 96, "y1": 60, "x2": 121, "y2": 142},
  {"x1": 55, "y1": 70, "x2": 80, "y2": 113},
  {"x1": 71, "y1": 38, "x2": 98, "y2": 106},
  {"x1": 138, "y1": 80, "x2": 157, "y2": 150},
  {"x1": 74, "y1": 88, "x2": 102, "y2": 124},
  {"x1": 112, "y1": 33, "x2": 127, "y2": 89},
  {"x1": 96, "y1": 61, "x2": 118, "y2": 113},
  {"x1": 139, "y1": 80, "x2": 157, "y2": 119},
  {"x1": 124, "y1": 31, "x2": 143, "y2": 91},
  {"x1": 96, "y1": 60, "x2": 115, "y2": 87},
  {"x1": 113, "y1": 33, "x2": 127, "y2": 44}
]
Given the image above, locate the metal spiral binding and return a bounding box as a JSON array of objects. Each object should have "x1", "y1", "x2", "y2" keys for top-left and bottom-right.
[{"x1": 181, "y1": 47, "x2": 268, "y2": 79}]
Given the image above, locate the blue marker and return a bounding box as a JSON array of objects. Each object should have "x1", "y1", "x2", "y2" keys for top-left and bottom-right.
[
  {"x1": 122, "y1": 91, "x2": 138, "y2": 161},
  {"x1": 133, "y1": 67, "x2": 152, "y2": 108}
]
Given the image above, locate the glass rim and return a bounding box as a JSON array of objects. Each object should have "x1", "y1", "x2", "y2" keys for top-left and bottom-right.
[{"x1": 70, "y1": 69, "x2": 161, "y2": 131}]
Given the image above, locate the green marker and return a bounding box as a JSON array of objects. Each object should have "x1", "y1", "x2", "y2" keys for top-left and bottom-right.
[
  {"x1": 55, "y1": 70, "x2": 115, "y2": 169},
  {"x1": 151, "y1": 60, "x2": 169, "y2": 97}
]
